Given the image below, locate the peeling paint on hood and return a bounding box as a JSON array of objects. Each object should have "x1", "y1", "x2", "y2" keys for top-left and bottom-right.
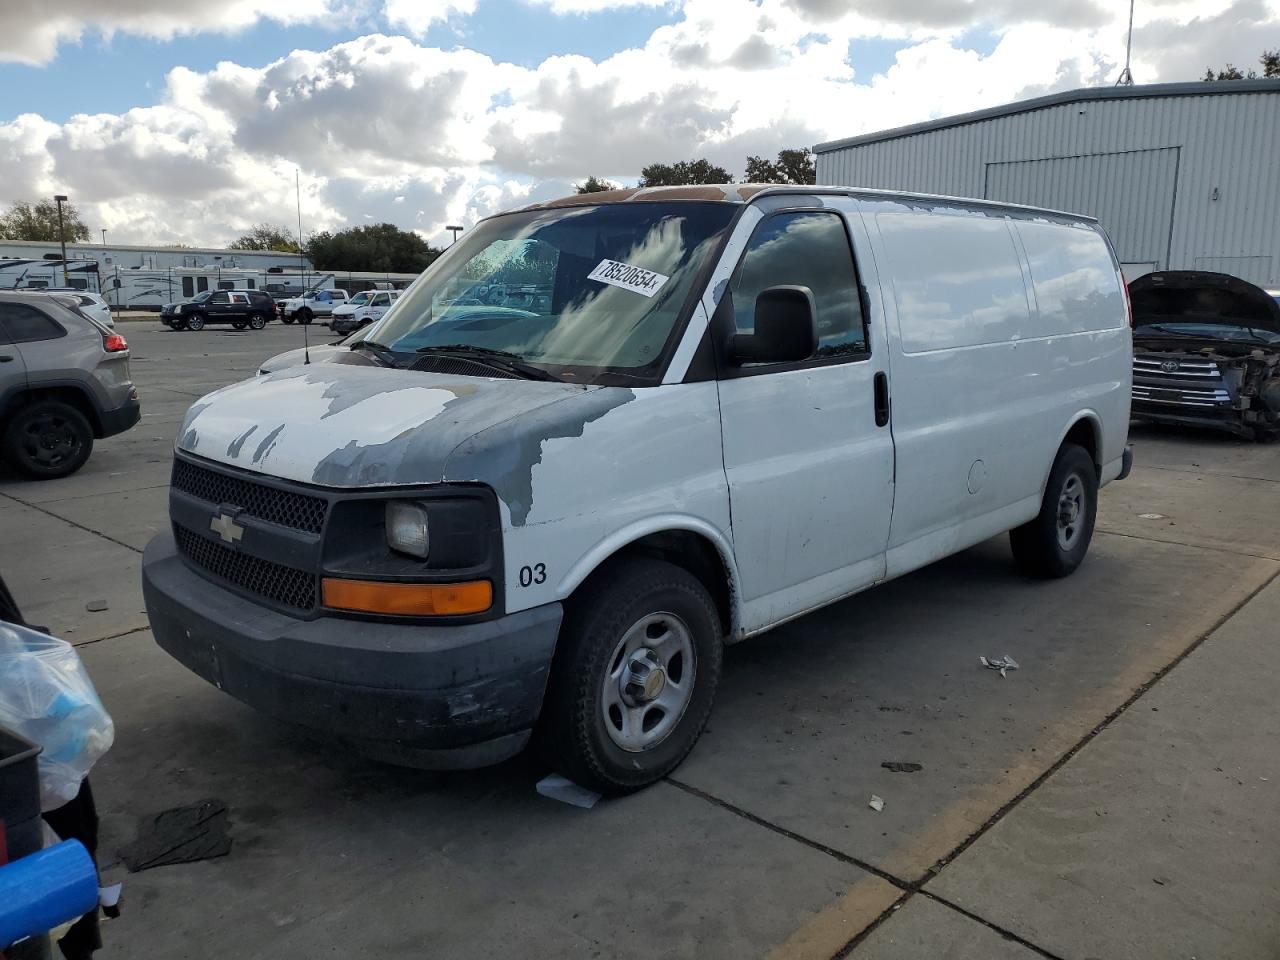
[{"x1": 177, "y1": 364, "x2": 599, "y2": 489}]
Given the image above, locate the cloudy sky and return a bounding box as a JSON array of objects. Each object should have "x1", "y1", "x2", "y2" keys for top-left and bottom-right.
[{"x1": 1, "y1": 0, "x2": 1276, "y2": 247}]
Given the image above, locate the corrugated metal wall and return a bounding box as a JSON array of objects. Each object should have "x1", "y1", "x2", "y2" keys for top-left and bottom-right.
[{"x1": 816, "y1": 89, "x2": 1280, "y2": 286}]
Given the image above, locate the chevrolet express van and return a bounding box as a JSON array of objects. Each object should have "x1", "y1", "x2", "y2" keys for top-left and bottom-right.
[{"x1": 142, "y1": 185, "x2": 1133, "y2": 793}]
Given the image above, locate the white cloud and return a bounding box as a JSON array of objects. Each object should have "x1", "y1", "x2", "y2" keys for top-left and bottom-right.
[
  {"x1": 3, "y1": 0, "x2": 1277, "y2": 246},
  {"x1": 382, "y1": 0, "x2": 479, "y2": 35},
  {"x1": 0, "y1": 0, "x2": 348, "y2": 65}
]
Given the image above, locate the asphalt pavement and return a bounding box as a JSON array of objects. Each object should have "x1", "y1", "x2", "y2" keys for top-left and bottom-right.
[{"x1": 1, "y1": 322, "x2": 1276, "y2": 959}]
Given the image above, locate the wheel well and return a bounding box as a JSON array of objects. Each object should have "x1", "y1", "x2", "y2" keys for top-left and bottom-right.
[
  {"x1": 610, "y1": 530, "x2": 733, "y2": 636},
  {"x1": 2, "y1": 387, "x2": 102, "y2": 436},
  {"x1": 1063, "y1": 418, "x2": 1100, "y2": 476}
]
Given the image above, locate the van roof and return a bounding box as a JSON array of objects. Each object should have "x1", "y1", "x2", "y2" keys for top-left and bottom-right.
[{"x1": 518, "y1": 183, "x2": 1099, "y2": 223}]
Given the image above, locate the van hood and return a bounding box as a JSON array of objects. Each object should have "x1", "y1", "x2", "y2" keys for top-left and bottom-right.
[
  {"x1": 177, "y1": 365, "x2": 634, "y2": 516},
  {"x1": 1129, "y1": 271, "x2": 1280, "y2": 336}
]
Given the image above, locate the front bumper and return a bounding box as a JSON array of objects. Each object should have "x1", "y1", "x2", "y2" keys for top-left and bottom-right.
[
  {"x1": 142, "y1": 532, "x2": 563, "y2": 769},
  {"x1": 1131, "y1": 400, "x2": 1255, "y2": 437}
]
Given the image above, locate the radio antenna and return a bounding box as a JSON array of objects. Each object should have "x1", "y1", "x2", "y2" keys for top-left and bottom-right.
[
  {"x1": 1115, "y1": 0, "x2": 1136, "y2": 86},
  {"x1": 296, "y1": 167, "x2": 310, "y2": 364}
]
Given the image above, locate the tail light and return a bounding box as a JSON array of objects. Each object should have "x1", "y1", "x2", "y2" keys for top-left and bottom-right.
[{"x1": 103, "y1": 333, "x2": 128, "y2": 353}]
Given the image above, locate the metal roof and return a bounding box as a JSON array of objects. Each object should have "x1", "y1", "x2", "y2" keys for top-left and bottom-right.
[
  {"x1": 0, "y1": 237, "x2": 303, "y2": 259},
  {"x1": 814, "y1": 79, "x2": 1280, "y2": 154}
]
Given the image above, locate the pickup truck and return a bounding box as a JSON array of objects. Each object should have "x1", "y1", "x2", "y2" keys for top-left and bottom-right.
[{"x1": 278, "y1": 289, "x2": 349, "y2": 325}]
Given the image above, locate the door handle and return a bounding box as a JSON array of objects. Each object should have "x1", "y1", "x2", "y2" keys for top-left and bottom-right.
[{"x1": 873, "y1": 372, "x2": 890, "y2": 427}]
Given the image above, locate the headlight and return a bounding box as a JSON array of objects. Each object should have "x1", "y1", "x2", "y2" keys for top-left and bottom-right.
[{"x1": 386, "y1": 500, "x2": 430, "y2": 558}]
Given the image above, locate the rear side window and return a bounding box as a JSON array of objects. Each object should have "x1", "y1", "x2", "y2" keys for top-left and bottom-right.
[
  {"x1": 877, "y1": 212, "x2": 1030, "y2": 353},
  {"x1": 0, "y1": 302, "x2": 66, "y2": 343},
  {"x1": 729, "y1": 211, "x2": 867, "y2": 360},
  {"x1": 1017, "y1": 222, "x2": 1125, "y2": 333}
]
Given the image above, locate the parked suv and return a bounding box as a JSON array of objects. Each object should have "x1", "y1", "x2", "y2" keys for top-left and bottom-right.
[
  {"x1": 29, "y1": 289, "x2": 114, "y2": 328},
  {"x1": 279, "y1": 289, "x2": 349, "y2": 325},
  {"x1": 0, "y1": 291, "x2": 139, "y2": 479},
  {"x1": 161, "y1": 290, "x2": 275, "y2": 331},
  {"x1": 329, "y1": 289, "x2": 401, "y2": 334}
]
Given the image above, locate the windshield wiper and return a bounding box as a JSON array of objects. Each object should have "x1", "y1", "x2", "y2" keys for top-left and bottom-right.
[
  {"x1": 413, "y1": 344, "x2": 562, "y2": 382},
  {"x1": 348, "y1": 339, "x2": 399, "y2": 366}
]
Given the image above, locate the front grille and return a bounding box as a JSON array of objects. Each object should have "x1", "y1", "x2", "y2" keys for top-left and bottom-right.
[
  {"x1": 1132, "y1": 384, "x2": 1232, "y2": 408},
  {"x1": 175, "y1": 525, "x2": 316, "y2": 611},
  {"x1": 172, "y1": 459, "x2": 327, "y2": 534},
  {"x1": 1133, "y1": 356, "x2": 1222, "y2": 379}
]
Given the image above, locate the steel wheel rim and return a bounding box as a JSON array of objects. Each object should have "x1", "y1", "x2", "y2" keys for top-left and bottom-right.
[
  {"x1": 1056, "y1": 472, "x2": 1085, "y2": 550},
  {"x1": 21, "y1": 412, "x2": 80, "y2": 467},
  {"x1": 601, "y1": 612, "x2": 696, "y2": 753}
]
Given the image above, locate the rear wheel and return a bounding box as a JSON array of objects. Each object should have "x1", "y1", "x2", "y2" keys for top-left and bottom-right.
[
  {"x1": 185, "y1": 312, "x2": 205, "y2": 331},
  {"x1": 1010, "y1": 443, "x2": 1097, "y2": 578},
  {"x1": 3, "y1": 400, "x2": 94, "y2": 479},
  {"x1": 542, "y1": 556, "x2": 723, "y2": 794},
  {"x1": 248, "y1": 313, "x2": 267, "y2": 331}
]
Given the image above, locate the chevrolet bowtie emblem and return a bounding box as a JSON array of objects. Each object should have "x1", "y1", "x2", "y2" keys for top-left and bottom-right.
[{"x1": 210, "y1": 512, "x2": 245, "y2": 545}]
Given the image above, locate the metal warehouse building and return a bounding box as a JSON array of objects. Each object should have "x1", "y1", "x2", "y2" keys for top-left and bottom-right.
[{"x1": 815, "y1": 79, "x2": 1280, "y2": 287}]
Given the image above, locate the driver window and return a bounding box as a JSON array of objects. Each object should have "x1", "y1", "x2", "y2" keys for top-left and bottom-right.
[
  {"x1": 210, "y1": 292, "x2": 229, "y2": 304},
  {"x1": 729, "y1": 211, "x2": 868, "y2": 360}
]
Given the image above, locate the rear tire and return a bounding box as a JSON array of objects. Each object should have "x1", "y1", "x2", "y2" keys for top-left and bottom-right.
[
  {"x1": 3, "y1": 400, "x2": 94, "y2": 480},
  {"x1": 185, "y1": 312, "x2": 205, "y2": 331},
  {"x1": 1010, "y1": 443, "x2": 1097, "y2": 578},
  {"x1": 541, "y1": 556, "x2": 723, "y2": 795},
  {"x1": 248, "y1": 313, "x2": 267, "y2": 331}
]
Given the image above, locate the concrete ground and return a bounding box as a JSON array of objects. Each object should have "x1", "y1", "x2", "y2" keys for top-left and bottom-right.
[{"x1": 1, "y1": 323, "x2": 1277, "y2": 959}]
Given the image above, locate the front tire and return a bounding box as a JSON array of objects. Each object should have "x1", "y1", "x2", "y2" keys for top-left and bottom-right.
[
  {"x1": 232, "y1": 321, "x2": 247, "y2": 330},
  {"x1": 542, "y1": 556, "x2": 723, "y2": 795},
  {"x1": 185, "y1": 312, "x2": 205, "y2": 331},
  {"x1": 3, "y1": 400, "x2": 94, "y2": 479},
  {"x1": 297, "y1": 308, "x2": 313, "y2": 325},
  {"x1": 282, "y1": 315, "x2": 295, "y2": 325},
  {"x1": 1010, "y1": 443, "x2": 1098, "y2": 578}
]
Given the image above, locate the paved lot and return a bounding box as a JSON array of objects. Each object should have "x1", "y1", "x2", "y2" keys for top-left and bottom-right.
[{"x1": 2, "y1": 323, "x2": 1277, "y2": 959}]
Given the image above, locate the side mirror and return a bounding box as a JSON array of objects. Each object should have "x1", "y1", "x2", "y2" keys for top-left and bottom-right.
[{"x1": 731, "y1": 285, "x2": 818, "y2": 364}]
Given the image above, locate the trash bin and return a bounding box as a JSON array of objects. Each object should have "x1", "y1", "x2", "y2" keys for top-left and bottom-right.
[{"x1": 0, "y1": 725, "x2": 51, "y2": 960}]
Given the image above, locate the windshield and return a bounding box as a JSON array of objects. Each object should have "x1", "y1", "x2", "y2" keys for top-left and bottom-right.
[
  {"x1": 348, "y1": 291, "x2": 374, "y2": 306},
  {"x1": 368, "y1": 201, "x2": 737, "y2": 382},
  {"x1": 1134, "y1": 321, "x2": 1280, "y2": 345},
  {"x1": 191, "y1": 291, "x2": 212, "y2": 304}
]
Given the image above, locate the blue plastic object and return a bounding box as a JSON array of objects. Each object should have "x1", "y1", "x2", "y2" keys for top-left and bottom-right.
[{"x1": 0, "y1": 840, "x2": 98, "y2": 949}]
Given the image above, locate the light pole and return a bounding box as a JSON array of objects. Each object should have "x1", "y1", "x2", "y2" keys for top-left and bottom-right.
[
  {"x1": 54, "y1": 194, "x2": 69, "y2": 285},
  {"x1": 446, "y1": 225, "x2": 463, "y2": 245},
  {"x1": 101, "y1": 229, "x2": 107, "y2": 245}
]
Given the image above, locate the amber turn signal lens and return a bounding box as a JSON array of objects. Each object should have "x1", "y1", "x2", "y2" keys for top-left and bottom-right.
[{"x1": 322, "y1": 578, "x2": 492, "y2": 616}]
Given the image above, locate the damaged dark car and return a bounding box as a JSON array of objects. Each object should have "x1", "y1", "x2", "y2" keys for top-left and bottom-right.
[{"x1": 1130, "y1": 271, "x2": 1280, "y2": 440}]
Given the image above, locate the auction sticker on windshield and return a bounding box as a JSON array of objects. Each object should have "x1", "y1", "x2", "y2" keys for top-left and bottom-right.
[{"x1": 588, "y1": 259, "x2": 670, "y2": 298}]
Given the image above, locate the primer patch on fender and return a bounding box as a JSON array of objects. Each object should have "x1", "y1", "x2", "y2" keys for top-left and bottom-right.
[{"x1": 588, "y1": 259, "x2": 669, "y2": 298}]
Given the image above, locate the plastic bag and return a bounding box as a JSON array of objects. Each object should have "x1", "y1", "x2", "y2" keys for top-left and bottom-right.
[{"x1": 0, "y1": 621, "x2": 114, "y2": 812}]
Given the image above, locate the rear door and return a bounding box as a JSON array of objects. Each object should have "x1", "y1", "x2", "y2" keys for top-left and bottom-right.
[
  {"x1": 0, "y1": 304, "x2": 31, "y2": 403},
  {"x1": 716, "y1": 206, "x2": 895, "y2": 633}
]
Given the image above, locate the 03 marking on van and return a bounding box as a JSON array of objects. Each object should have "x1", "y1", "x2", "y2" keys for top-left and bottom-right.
[
  {"x1": 519, "y1": 564, "x2": 547, "y2": 587},
  {"x1": 587, "y1": 260, "x2": 670, "y2": 298}
]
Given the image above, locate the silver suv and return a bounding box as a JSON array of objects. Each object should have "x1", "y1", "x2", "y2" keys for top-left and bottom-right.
[{"x1": 0, "y1": 291, "x2": 140, "y2": 479}]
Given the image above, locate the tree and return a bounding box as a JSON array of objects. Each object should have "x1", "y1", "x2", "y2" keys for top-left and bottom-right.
[
  {"x1": 1203, "y1": 49, "x2": 1279, "y2": 80},
  {"x1": 228, "y1": 223, "x2": 300, "y2": 253},
  {"x1": 306, "y1": 223, "x2": 442, "y2": 274},
  {"x1": 0, "y1": 199, "x2": 91, "y2": 243},
  {"x1": 575, "y1": 176, "x2": 619, "y2": 194},
  {"x1": 744, "y1": 147, "x2": 817, "y2": 185},
  {"x1": 638, "y1": 159, "x2": 734, "y2": 187}
]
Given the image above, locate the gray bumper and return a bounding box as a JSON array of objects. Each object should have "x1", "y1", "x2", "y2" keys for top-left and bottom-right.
[{"x1": 142, "y1": 532, "x2": 562, "y2": 769}]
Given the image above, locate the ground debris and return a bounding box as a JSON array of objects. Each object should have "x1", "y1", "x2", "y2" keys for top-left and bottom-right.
[
  {"x1": 535, "y1": 773, "x2": 600, "y2": 809},
  {"x1": 85, "y1": 599, "x2": 109, "y2": 612},
  {"x1": 868, "y1": 795, "x2": 885, "y2": 812},
  {"x1": 118, "y1": 798, "x2": 232, "y2": 872},
  {"x1": 980, "y1": 655, "x2": 1019, "y2": 678},
  {"x1": 881, "y1": 761, "x2": 923, "y2": 773}
]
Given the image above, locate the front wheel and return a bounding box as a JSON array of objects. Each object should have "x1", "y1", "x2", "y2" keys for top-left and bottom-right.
[
  {"x1": 232, "y1": 321, "x2": 247, "y2": 330},
  {"x1": 542, "y1": 556, "x2": 723, "y2": 794},
  {"x1": 185, "y1": 312, "x2": 205, "y2": 331},
  {"x1": 248, "y1": 313, "x2": 267, "y2": 331},
  {"x1": 297, "y1": 308, "x2": 313, "y2": 325},
  {"x1": 282, "y1": 315, "x2": 295, "y2": 325},
  {"x1": 1010, "y1": 443, "x2": 1098, "y2": 578},
  {"x1": 3, "y1": 400, "x2": 94, "y2": 479}
]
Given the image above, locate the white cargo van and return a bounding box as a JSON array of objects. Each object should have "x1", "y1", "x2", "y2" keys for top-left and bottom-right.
[{"x1": 142, "y1": 185, "x2": 1132, "y2": 792}]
